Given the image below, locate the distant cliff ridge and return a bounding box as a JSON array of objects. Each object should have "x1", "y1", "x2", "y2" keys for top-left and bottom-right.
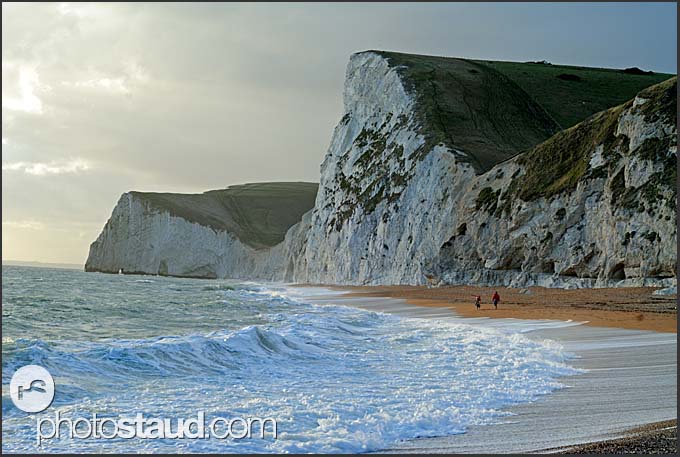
[
  {"x1": 86, "y1": 52, "x2": 677, "y2": 288},
  {"x1": 85, "y1": 182, "x2": 318, "y2": 278}
]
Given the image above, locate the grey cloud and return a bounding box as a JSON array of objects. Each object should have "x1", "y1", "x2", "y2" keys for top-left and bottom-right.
[{"x1": 1, "y1": 2, "x2": 676, "y2": 263}]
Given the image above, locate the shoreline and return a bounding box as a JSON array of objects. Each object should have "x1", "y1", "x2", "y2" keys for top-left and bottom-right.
[
  {"x1": 326, "y1": 284, "x2": 677, "y2": 333},
  {"x1": 284, "y1": 284, "x2": 677, "y2": 454}
]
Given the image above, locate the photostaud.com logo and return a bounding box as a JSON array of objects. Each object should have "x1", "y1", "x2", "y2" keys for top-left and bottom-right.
[
  {"x1": 10, "y1": 365, "x2": 56, "y2": 413},
  {"x1": 9, "y1": 364, "x2": 278, "y2": 445}
]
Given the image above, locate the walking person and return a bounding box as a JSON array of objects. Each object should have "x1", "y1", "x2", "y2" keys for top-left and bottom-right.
[
  {"x1": 492, "y1": 291, "x2": 500, "y2": 309},
  {"x1": 474, "y1": 295, "x2": 481, "y2": 310}
]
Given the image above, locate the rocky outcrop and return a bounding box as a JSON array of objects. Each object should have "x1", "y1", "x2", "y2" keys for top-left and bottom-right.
[{"x1": 87, "y1": 52, "x2": 676, "y2": 289}]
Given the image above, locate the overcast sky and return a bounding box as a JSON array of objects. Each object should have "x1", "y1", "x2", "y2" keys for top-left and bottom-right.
[{"x1": 2, "y1": 2, "x2": 676, "y2": 264}]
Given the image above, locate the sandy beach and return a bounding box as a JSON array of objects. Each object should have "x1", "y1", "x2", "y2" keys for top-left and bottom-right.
[
  {"x1": 286, "y1": 284, "x2": 677, "y2": 453},
  {"x1": 334, "y1": 285, "x2": 677, "y2": 333}
]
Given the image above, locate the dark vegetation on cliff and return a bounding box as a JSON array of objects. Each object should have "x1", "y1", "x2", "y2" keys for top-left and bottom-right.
[
  {"x1": 514, "y1": 102, "x2": 628, "y2": 201},
  {"x1": 611, "y1": 78, "x2": 678, "y2": 213},
  {"x1": 521, "y1": 78, "x2": 676, "y2": 200},
  {"x1": 373, "y1": 51, "x2": 561, "y2": 174},
  {"x1": 131, "y1": 182, "x2": 318, "y2": 249},
  {"x1": 369, "y1": 51, "x2": 674, "y2": 175},
  {"x1": 490, "y1": 77, "x2": 676, "y2": 217}
]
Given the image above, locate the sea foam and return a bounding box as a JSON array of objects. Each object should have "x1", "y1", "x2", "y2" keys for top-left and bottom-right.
[{"x1": 2, "y1": 269, "x2": 579, "y2": 453}]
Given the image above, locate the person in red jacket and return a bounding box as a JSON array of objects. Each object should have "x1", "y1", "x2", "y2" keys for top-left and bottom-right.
[{"x1": 492, "y1": 291, "x2": 500, "y2": 309}]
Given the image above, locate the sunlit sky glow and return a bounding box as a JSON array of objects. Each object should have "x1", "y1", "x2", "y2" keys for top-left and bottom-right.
[{"x1": 2, "y1": 2, "x2": 676, "y2": 264}]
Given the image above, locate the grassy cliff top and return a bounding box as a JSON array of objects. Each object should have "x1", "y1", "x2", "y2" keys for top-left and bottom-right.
[
  {"x1": 476, "y1": 59, "x2": 674, "y2": 129},
  {"x1": 130, "y1": 182, "x2": 318, "y2": 249},
  {"x1": 366, "y1": 51, "x2": 674, "y2": 173},
  {"x1": 370, "y1": 51, "x2": 561, "y2": 173},
  {"x1": 510, "y1": 77, "x2": 676, "y2": 208}
]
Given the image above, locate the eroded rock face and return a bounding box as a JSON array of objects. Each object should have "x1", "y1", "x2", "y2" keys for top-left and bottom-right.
[
  {"x1": 85, "y1": 193, "x2": 274, "y2": 279},
  {"x1": 296, "y1": 52, "x2": 476, "y2": 284},
  {"x1": 85, "y1": 182, "x2": 317, "y2": 279},
  {"x1": 86, "y1": 52, "x2": 677, "y2": 289},
  {"x1": 289, "y1": 54, "x2": 676, "y2": 287},
  {"x1": 432, "y1": 79, "x2": 677, "y2": 288}
]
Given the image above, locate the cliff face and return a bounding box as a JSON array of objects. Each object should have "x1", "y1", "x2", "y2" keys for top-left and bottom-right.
[
  {"x1": 295, "y1": 52, "x2": 555, "y2": 284},
  {"x1": 85, "y1": 183, "x2": 317, "y2": 278},
  {"x1": 86, "y1": 52, "x2": 677, "y2": 288},
  {"x1": 433, "y1": 78, "x2": 677, "y2": 288},
  {"x1": 288, "y1": 53, "x2": 676, "y2": 287}
]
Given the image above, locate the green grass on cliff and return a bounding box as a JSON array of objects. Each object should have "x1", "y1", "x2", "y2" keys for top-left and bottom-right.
[
  {"x1": 475, "y1": 60, "x2": 674, "y2": 129},
  {"x1": 369, "y1": 51, "x2": 674, "y2": 174},
  {"x1": 514, "y1": 103, "x2": 627, "y2": 201},
  {"x1": 502, "y1": 77, "x2": 677, "y2": 212},
  {"x1": 372, "y1": 51, "x2": 561, "y2": 174},
  {"x1": 131, "y1": 182, "x2": 318, "y2": 249}
]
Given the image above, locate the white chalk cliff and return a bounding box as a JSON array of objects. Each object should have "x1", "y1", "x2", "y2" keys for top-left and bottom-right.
[
  {"x1": 87, "y1": 52, "x2": 677, "y2": 289},
  {"x1": 85, "y1": 182, "x2": 317, "y2": 280}
]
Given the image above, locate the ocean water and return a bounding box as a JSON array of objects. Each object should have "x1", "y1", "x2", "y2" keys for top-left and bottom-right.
[{"x1": 2, "y1": 266, "x2": 579, "y2": 453}]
